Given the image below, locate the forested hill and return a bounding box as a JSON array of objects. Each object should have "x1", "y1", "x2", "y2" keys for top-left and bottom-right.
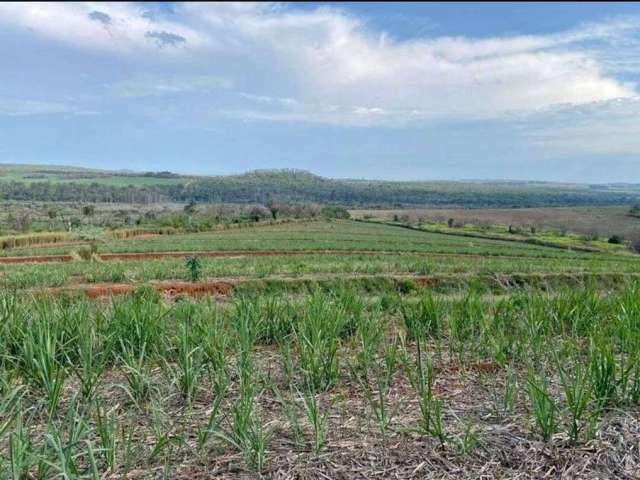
[{"x1": 1, "y1": 165, "x2": 639, "y2": 208}]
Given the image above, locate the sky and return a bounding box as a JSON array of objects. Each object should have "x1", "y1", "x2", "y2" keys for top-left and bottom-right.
[{"x1": 0, "y1": 2, "x2": 639, "y2": 182}]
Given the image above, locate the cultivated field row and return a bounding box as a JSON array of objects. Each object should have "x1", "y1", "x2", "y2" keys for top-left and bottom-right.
[{"x1": 0, "y1": 286, "x2": 639, "y2": 478}]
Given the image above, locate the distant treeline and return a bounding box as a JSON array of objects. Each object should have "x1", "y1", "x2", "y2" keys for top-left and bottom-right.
[
  {"x1": 0, "y1": 181, "x2": 167, "y2": 204},
  {"x1": 1, "y1": 170, "x2": 639, "y2": 208}
]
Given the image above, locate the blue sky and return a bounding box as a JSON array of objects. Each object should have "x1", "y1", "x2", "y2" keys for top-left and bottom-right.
[{"x1": 0, "y1": 2, "x2": 639, "y2": 182}]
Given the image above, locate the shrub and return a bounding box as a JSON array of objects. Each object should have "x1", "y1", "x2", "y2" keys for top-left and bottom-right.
[
  {"x1": 321, "y1": 206, "x2": 351, "y2": 219},
  {"x1": 185, "y1": 256, "x2": 202, "y2": 282},
  {"x1": 583, "y1": 231, "x2": 600, "y2": 241},
  {"x1": 76, "y1": 242, "x2": 98, "y2": 261},
  {"x1": 82, "y1": 205, "x2": 95, "y2": 217},
  {"x1": 184, "y1": 201, "x2": 197, "y2": 215},
  {"x1": 608, "y1": 235, "x2": 624, "y2": 245},
  {"x1": 629, "y1": 234, "x2": 640, "y2": 254},
  {"x1": 244, "y1": 204, "x2": 271, "y2": 222}
]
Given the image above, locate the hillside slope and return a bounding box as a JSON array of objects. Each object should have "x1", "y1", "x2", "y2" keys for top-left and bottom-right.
[{"x1": 1, "y1": 164, "x2": 639, "y2": 207}]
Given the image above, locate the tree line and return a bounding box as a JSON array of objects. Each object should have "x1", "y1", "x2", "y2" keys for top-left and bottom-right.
[{"x1": 1, "y1": 170, "x2": 639, "y2": 208}]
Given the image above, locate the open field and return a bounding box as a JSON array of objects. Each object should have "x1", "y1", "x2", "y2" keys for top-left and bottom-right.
[
  {"x1": 1, "y1": 219, "x2": 639, "y2": 478},
  {"x1": 0, "y1": 164, "x2": 187, "y2": 187},
  {"x1": 350, "y1": 206, "x2": 640, "y2": 239},
  {"x1": 0, "y1": 220, "x2": 630, "y2": 258},
  {"x1": 6, "y1": 3, "x2": 640, "y2": 478}
]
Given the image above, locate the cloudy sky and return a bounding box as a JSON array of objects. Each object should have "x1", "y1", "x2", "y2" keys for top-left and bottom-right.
[{"x1": 0, "y1": 2, "x2": 639, "y2": 182}]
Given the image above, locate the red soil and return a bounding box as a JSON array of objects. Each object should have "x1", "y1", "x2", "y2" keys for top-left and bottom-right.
[
  {"x1": 0, "y1": 254, "x2": 73, "y2": 264},
  {"x1": 53, "y1": 280, "x2": 235, "y2": 299}
]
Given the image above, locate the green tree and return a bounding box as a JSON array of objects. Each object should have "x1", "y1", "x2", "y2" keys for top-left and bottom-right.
[
  {"x1": 82, "y1": 204, "x2": 95, "y2": 217},
  {"x1": 184, "y1": 200, "x2": 197, "y2": 215}
]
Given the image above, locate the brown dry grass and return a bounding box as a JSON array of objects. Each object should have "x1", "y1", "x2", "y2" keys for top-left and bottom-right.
[
  {"x1": 26, "y1": 342, "x2": 640, "y2": 479},
  {"x1": 351, "y1": 206, "x2": 640, "y2": 238}
]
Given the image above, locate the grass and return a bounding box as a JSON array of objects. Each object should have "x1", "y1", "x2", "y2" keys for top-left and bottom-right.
[
  {"x1": 351, "y1": 205, "x2": 640, "y2": 241},
  {"x1": 1, "y1": 220, "x2": 640, "y2": 477},
  {"x1": 2, "y1": 221, "x2": 639, "y2": 295},
  {"x1": 0, "y1": 284, "x2": 639, "y2": 476},
  {"x1": 2, "y1": 220, "x2": 630, "y2": 259}
]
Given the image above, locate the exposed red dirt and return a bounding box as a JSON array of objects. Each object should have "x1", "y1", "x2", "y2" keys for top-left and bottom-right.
[
  {"x1": 415, "y1": 277, "x2": 438, "y2": 288},
  {"x1": 156, "y1": 280, "x2": 234, "y2": 297},
  {"x1": 48, "y1": 280, "x2": 236, "y2": 299},
  {"x1": 0, "y1": 254, "x2": 74, "y2": 264},
  {"x1": 83, "y1": 284, "x2": 135, "y2": 298}
]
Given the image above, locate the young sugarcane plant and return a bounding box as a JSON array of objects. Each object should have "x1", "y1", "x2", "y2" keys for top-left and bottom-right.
[
  {"x1": 8, "y1": 411, "x2": 34, "y2": 480},
  {"x1": 21, "y1": 324, "x2": 66, "y2": 419},
  {"x1": 406, "y1": 337, "x2": 447, "y2": 446},
  {"x1": 95, "y1": 401, "x2": 118, "y2": 473},
  {"x1": 556, "y1": 354, "x2": 592, "y2": 443},
  {"x1": 354, "y1": 336, "x2": 400, "y2": 440},
  {"x1": 196, "y1": 379, "x2": 229, "y2": 451},
  {"x1": 118, "y1": 341, "x2": 153, "y2": 406},
  {"x1": 171, "y1": 322, "x2": 206, "y2": 404},
  {"x1": 300, "y1": 385, "x2": 328, "y2": 455},
  {"x1": 68, "y1": 326, "x2": 106, "y2": 403},
  {"x1": 527, "y1": 369, "x2": 558, "y2": 442}
]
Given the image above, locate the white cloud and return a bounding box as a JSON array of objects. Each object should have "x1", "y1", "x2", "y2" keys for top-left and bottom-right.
[
  {"x1": 0, "y1": 2, "x2": 208, "y2": 54},
  {"x1": 0, "y1": 98, "x2": 77, "y2": 116},
  {"x1": 113, "y1": 75, "x2": 232, "y2": 97},
  {"x1": 0, "y1": 2, "x2": 637, "y2": 125},
  {"x1": 181, "y1": 3, "x2": 637, "y2": 123},
  {"x1": 523, "y1": 97, "x2": 640, "y2": 156}
]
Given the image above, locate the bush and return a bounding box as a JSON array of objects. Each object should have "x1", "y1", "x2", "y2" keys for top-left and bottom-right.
[
  {"x1": 244, "y1": 204, "x2": 271, "y2": 222},
  {"x1": 185, "y1": 256, "x2": 202, "y2": 282},
  {"x1": 608, "y1": 235, "x2": 624, "y2": 245},
  {"x1": 76, "y1": 242, "x2": 98, "y2": 261},
  {"x1": 184, "y1": 201, "x2": 197, "y2": 215},
  {"x1": 583, "y1": 231, "x2": 600, "y2": 241},
  {"x1": 82, "y1": 204, "x2": 95, "y2": 216},
  {"x1": 321, "y1": 206, "x2": 351, "y2": 219}
]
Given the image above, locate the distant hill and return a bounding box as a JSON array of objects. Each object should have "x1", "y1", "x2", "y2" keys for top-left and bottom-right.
[{"x1": 1, "y1": 163, "x2": 639, "y2": 208}]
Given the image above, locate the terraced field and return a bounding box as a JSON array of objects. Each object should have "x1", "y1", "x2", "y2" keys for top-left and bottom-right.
[
  {"x1": 1, "y1": 219, "x2": 639, "y2": 478},
  {"x1": 2, "y1": 220, "x2": 638, "y2": 293}
]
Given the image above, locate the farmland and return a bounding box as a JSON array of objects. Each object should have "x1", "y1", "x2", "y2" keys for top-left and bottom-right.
[
  {"x1": 351, "y1": 205, "x2": 640, "y2": 240},
  {"x1": 5, "y1": 2, "x2": 640, "y2": 478},
  {"x1": 1, "y1": 218, "x2": 639, "y2": 478}
]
